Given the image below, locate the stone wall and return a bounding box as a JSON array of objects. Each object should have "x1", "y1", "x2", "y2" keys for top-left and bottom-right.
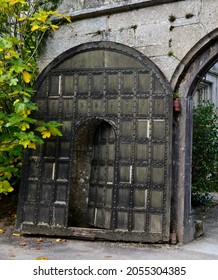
[{"x1": 39, "y1": 0, "x2": 218, "y2": 84}]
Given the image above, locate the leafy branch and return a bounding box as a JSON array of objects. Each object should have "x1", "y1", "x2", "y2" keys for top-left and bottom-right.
[{"x1": 0, "y1": 0, "x2": 71, "y2": 194}]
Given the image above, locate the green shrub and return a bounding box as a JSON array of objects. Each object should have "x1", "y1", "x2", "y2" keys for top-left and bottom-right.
[{"x1": 192, "y1": 101, "x2": 218, "y2": 205}]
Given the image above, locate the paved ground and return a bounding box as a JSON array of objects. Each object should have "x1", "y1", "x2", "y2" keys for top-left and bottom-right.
[{"x1": 0, "y1": 195, "x2": 218, "y2": 260}]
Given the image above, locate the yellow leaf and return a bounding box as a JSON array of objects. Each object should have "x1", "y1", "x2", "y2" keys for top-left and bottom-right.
[
  {"x1": 56, "y1": 238, "x2": 66, "y2": 242},
  {"x1": 21, "y1": 122, "x2": 30, "y2": 131},
  {"x1": 31, "y1": 24, "x2": 40, "y2": 31},
  {"x1": 9, "y1": 49, "x2": 19, "y2": 58},
  {"x1": 13, "y1": 99, "x2": 19, "y2": 105},
  {"x1": 63, "y1": 15, "x2": 71, "y2": 22},
  {"x1": 0, "y1": 229, "x2": 5, "y2": 234},
  {"x1": 36, "y1": 257, "x2": 48, "y2": 260},
  {"x1": 50, "y1": 24, "x2": 59, "y2": 32},
  {"x1": 39, "y1": 15, "x2": 48, "y2": 24},
  {"x1": 27, "y1": 142, "x2": 36, "y2": 149},
  {"x1": 42, "y1": 130, "x2": 51, "y2": 138},
  {"x1": 18, "y1": 17, "x2": 26, "y2": 21},
  {"x1": 19, "y1": 242, "x2": 27, "y2": 246},
  {"x1": 7, "y1": 186, "x2": 14, "y2": 193},
  {"x1": 40, "y1": 26, "x2": 48, "y2": 31},
  {"x1": 19, "y1": 139, "x2": 30, "y2": 148},
  {"x1": 13, "y1": 233, "x2": 21, "y2": 237},
  {"x1": 36, "y1": 238, "x2": 43, "y2": 243},
  {"x1": 23, "y1": 71, "x2": 31, "y2": 83}
]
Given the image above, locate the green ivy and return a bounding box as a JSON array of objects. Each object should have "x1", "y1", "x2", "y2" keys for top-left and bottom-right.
[{"x1": 0, "y1": 0, "x2": 70, "y2": 194}]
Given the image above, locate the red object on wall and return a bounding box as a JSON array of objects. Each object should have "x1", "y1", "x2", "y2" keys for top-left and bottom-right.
[{"x1": 173, "y1": 98, "x2": 181, "y2": 112}]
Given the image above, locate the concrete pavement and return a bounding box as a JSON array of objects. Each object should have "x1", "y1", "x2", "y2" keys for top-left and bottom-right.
[{"x1": 0, "y1": 198, "x2": 218, "y2": 260}]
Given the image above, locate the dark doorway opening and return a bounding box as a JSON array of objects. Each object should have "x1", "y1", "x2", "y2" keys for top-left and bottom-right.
[{"x1": 68, "y1": 119, "x2": 116, "y2": 229}]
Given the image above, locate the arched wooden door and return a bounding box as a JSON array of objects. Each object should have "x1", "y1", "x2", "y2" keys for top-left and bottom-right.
[
  {"x1": 16, "y1": 42, "x2": 172, "y2": 242},
  {"x1": 88, "y1": 122, "x2": 116, "y2": 229}
]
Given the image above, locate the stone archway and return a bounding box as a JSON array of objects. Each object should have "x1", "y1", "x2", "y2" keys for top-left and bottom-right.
[
  {"x1": 16, "y1": 41, "x2": 173, "y2": 243},
  {"x1": 170, "y1": 29, "x2": 218, "y2": 243}
]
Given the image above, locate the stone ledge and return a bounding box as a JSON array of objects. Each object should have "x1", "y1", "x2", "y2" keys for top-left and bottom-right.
[{"x1": 57, "y1": 0, "x2": 184, "y2": 22}]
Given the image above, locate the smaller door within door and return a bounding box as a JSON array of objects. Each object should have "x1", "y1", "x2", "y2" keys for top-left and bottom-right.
[{"x1": 88, "y1": 122, "x2": 116, "y2": 229}]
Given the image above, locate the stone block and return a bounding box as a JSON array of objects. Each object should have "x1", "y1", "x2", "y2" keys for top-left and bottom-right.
[{"x1": 170, "y1": 24, "x2": 207, "y2": 61}]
